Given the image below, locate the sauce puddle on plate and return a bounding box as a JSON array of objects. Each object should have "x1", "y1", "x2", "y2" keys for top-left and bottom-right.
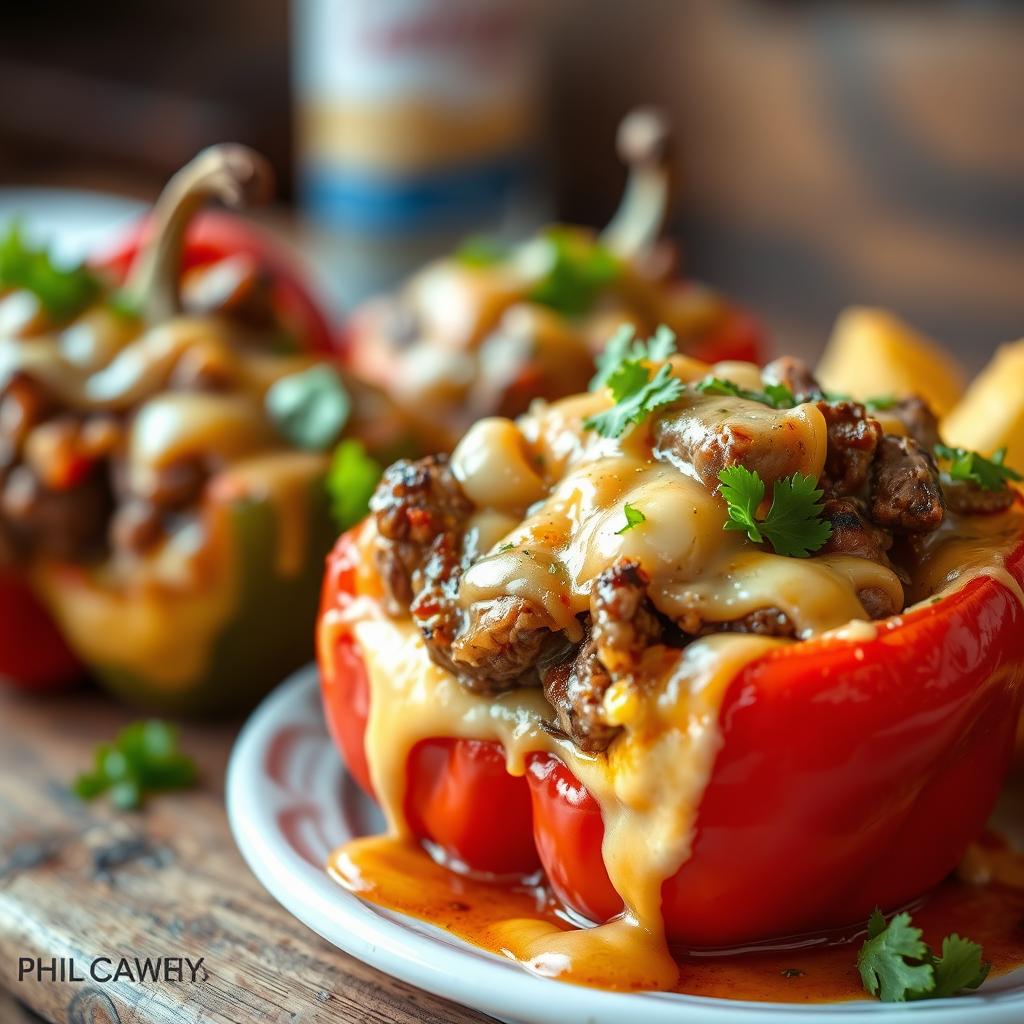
[{"x1": 329, "y1": 833, "x2": 1024, "y2": 1002}]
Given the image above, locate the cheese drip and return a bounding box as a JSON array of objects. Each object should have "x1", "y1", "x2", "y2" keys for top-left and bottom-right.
[{"x1": 331, "y1": 362, "x2": 1024, "y2": 990}]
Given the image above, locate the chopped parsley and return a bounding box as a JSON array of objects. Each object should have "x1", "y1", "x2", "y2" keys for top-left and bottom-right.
[
  {"x1": 616, "y1": 503, "x2": 646, "y2": 534},
  {"x1": 934, "y1": 444, "x2": 1022, "y2": 492},
  {"x1": 327, "y1": 439, "x2": 382, "y2": 531},
  {"x1": 527, "y1": 227, "x2": 620, "y2": 317},
  {"x1": 73, "y1": 720, "x2": 197, "y2": 811},
  {"x1": 591, "y1": 324, "x2": 676, "y2": 390},
  {"x1": 266, "y1": 365, "x2": 351, "y2": 451},
  {"x1": 455, "y1": 235, "x2": 511, "y2": 267},
  {"x1": 718, "y1": 466, "x2": 832, "y2": 558},
  {"x1": 0, "y1": 222, "x2": 100, "y2": 319},
  {"x1": 857, "y1": 908, "x2": 989, "y2": 1003},
  {"x1": 695, "y1": 376, "x2": 795, "y2": 410},
  {"x1": 585, "y1": 325, "x2": 683, "y2": 438}
]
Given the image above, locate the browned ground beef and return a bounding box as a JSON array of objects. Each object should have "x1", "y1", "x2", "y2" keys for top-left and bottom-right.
[
  {"x1": 870, "y1": 436, "x2": 945, "y2": 532},
  {"x1": 817, "y1": 401, "x2": 883, "y2": 496},
  {"x1": 543, "y1": 560, "x2": 664, "y2": 752}
]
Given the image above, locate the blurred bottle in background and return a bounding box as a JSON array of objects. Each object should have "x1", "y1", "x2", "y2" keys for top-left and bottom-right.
[{"x1": 293, "y1": 0, "x2": 546, "y2": 311}]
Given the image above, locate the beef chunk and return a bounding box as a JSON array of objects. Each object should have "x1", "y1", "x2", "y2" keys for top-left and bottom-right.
[
  {"x1": 544, "y1": 639, "x2": 619, "y2": 753},
  {"x1": 870, "y1": 436, "x2": 945, "y2": 532},
  {"x1": 416, "y1": 591, "x2": 559, "y2": 694},
  {"x1": 543, "y1": 559, "x2": 663, "y2": 753},
  {"x1": 653, "y1": 405, "x2": 818, "y2": 492},
  {"x1": 762, "y1": 356, "x2": 823, "y2": 401},
  {"x1": 369, "y1": 454, "x2": 472, "y2": 613},
  {"x1": 1, "y1": 463, "x2": 111, "y2": 562},
  {"x1": 821, "y1": 497, "x2": 894, "y2": 563},
  {"x1": 700, "y1": 607, "x2": 797, "y2": 638},
  {"x1": 887, "y1": 396, "x2": 941, "y2": 451},
  {"x1": 590, "y1": 558, "x2": 662, "y2": 672},
  {"x1": 817, "y1": 401, "x2": 883, "y2": 496}
]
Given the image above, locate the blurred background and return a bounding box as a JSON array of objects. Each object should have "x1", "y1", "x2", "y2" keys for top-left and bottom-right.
[{"x1": 1, "y1": 0, "x2": 1021, "y2": 367}]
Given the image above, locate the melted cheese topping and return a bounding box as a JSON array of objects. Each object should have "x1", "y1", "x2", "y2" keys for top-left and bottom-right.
[
  {"x1": 2, "y1": 299, "x2": 329, "y2": 684},
  {"x1": 329, "y1": 361, "x2": 1024, "y2": 990}
]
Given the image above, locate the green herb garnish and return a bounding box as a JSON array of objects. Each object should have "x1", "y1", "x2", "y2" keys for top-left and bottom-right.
[
  {"x1": 584, "y1": 325, "x2": 682, "y2": 438},
  {"x1": 616, "y1": 503, "x2": 646, "y2": 535},
  {"x1": 266, "y1": 365, "x2": 351, "y2": 452},
  {"x1": 718, "y1": 466, "x2": 832, "y2": 558},
  {"x1": 695, "y1": 376, "x2": 796, "y2": 410},
  {"x1": 591, "y1": 324, "x2": 676, "y2": 390},
  {"x1": 327, "y1": 439, "x2": 382, "y2": 531},
  {"x1": 73, "y1": 720, "x2": 197, "y2": 811},
  {"x1": 0, "y1": 222, "x2": 100, "y2": 319},
  {"x1": 455, "y1": 235, "x2": 511, "y2": 268},
  {"x1": 857, "y1": 908, "x2": 989, "y2": 1003},
  {"x1": 527, "y1": 227, "x2": 620, "y2": 317},
  {"x1": 934, "y1": 444, "x2": 1022, "y2": 492}
]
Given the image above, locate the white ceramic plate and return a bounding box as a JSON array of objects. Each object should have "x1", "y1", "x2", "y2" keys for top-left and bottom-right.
[{"x1": 226, "y1": 665, "x2": 1024, "y2": 1023}]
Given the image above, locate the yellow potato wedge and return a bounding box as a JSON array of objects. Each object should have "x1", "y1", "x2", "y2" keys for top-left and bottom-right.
[
  {"x1": 816, "y1": 307, "x2": 966, "y2": 416},
  {"x1": 942, "y1": 340, "x2": 1024, "y2": 469}
]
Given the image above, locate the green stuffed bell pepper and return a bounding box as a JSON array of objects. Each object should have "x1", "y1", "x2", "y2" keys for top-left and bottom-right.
[{"x1": 0, "y1": 144, "x2": 398, "y2": 712}]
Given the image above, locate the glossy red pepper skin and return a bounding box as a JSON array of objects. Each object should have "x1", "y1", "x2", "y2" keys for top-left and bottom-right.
[
  {"x1": 93, "y1": 211, "x2": 334, "y2": 354},
  {"x1": 318, "y1": 529, "x2": 539, "y2": 875},
  {"x1": 0, "y1": 573, "x2": 82, "y2": 690},
  {"x1": 688, "y1": 305, "x2": 762, "y2": 366},
  {"x1": 318, "y1": 525, "x2": 1024, "y2": 943}
]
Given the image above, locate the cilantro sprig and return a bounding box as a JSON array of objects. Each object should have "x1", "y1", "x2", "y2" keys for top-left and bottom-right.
[
  {"x1": 0, "y1": 222, "x2": 100, "y2": 319},
  {"x1": 526, "y1": 227, "x2": 620, "y2": 317},
  {"x1": 718, "y1": 465, "x2": 832, "y2": 558},
  {"x1": 73, "y1": 720, "x2": 197, "y2": 811},
  {"x1": 266, "y1": 365, "x2": 351, "y2": 451},
  {"x1": 615, "y1": 503, "x2": 646, "y2": 535},
  {"x1": 327, "y1": 438, "x2": 382, "y2": 530},
  {"x1": 696, "y1": 376, "x2": 795, "y2": 410},
  {"x1": 858, "y1": 908, "x2": 990, "y2": 1003},
  {"x1": 934, "y1": 444, "x2": 1022, "y2": 492},
  {"x1": 584, "y1": 326, "x2": 683, "y2": 438}
]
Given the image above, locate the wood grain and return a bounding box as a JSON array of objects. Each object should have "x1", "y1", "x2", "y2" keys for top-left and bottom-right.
[{"x1": 0, "y1": 688, "x2": 489, "y2": 1024}]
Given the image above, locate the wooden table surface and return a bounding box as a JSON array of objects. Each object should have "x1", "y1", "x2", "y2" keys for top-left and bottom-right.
[{"x1": 0, "y1": 687, "x2": 490, "y2": 1024}]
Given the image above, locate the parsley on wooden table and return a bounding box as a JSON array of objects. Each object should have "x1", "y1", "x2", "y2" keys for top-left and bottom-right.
[
  {"x1": 857, "y1": 908, "x2": 990, "y2": 1003},
  {"x1": 718, "y1": 465, "x2": 832, "y2": 558},
  {"x1": 934, "y1": 444, "x2": 1022, "y2": 491},
  {"x1": 73, "y1": 720, "x2": 198, "y2": 811}
]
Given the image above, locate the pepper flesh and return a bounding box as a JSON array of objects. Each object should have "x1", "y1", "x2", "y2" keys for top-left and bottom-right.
[{"x1": 318, "y1": 523, "x2": 1024, "y2": 944}]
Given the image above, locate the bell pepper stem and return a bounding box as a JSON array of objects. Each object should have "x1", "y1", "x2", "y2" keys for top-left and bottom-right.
[
  {"x1": 600, "y1": 107, "x2": 672, "y2": 260},
  {"x1": 125, "y1": 143, "x2": 275, "y2": 324}
]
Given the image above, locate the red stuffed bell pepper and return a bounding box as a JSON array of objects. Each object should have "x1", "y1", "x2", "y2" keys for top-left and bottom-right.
[
  {"x1": 318, "y1": 343, "x2": 1024, "y2": 949},
  {"x1": 0, "y1": 145, "x2": 340, "y2": 698},
  {"x1": 341, "y1": 108, "x2": 763, "y2": 452}
]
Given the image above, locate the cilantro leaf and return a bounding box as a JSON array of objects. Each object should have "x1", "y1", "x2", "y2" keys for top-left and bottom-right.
[
  {"x1": 455, "y1": 235, "x2": 511, "y2": 267},
  {"x1": 266, "y1": 365, "x2": 351, "y2": 451},
  {"x1": 934, "y1": 444, "x2": 1022, "y2": 491},
  {"x1": 584, "y1": 362, "x2": 683, "y2": 439},
  {"x1": 926, "y1": 934, "x2": 991, "y2": 998},
  {"x1": 718, "y1": 466, "x2": 832, "y2": 558},
  {"x1": 857, "y1": 909, "x2": 991, "y2": 1003},
  {"x1": 527, "y1": 228, "x2": 620, "y2": 317},
  {"x1": 616, "y1": 503, "x2": 646, "y2": 535},
  {"x1": 590, "y1": 324, "x2": 677, "y2": 391},
  {"x1": 695, "y1": 376, "x2": 796, "y2": 410},
  {"x1": 858, "y1": 910, "x2": 934, "y2": 1002},
  {"x1": 865, "y1": 395, "x2": 898, "y2": 411},
  {"x1": 73, "y1": 720, "x2": 197, "y2": 811},
  {"x1": 0, "y1": 222, "x2": 100, "y2": 319},
  {"x1": 327, "y1": 439, "x2": 382, "y2": 531}
]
